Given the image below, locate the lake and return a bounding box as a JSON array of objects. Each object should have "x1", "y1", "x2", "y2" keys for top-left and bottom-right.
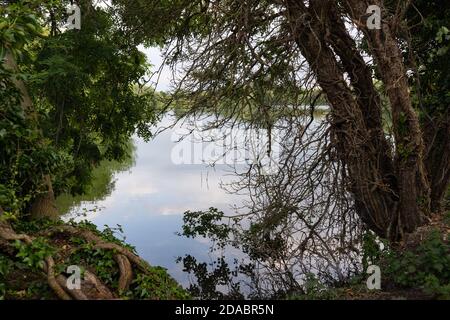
[
  {"x1": 60, "y1": 110, "x2": 329, "y2": 288},
  {"x1": 61, "y1": 114, "x2": 250, "y2": 286}
]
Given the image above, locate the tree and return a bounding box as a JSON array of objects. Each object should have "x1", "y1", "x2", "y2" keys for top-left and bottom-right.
[
  {"x1": 1, "y1": 0, "x2": 156, "y2": 220},
  {"x1": 115, "y1": 0, "x2": 450, "y2": 241},
  {"x1": 1, "y1": 3, "x2": 60, "y2": 219},
  {"x1": 0, "y1": 1, "x2": 183, "y2": 300}
]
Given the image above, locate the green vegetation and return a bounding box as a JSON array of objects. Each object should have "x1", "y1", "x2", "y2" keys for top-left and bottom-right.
[
  {"x1": 55, "y1": 140, "x2": 136, "y2": 214},
  {"x1": 0, "y1": 218, "x2": 189, "y2": 300},
  {"x1": 288, "y1": 214, "x2": 450, "y2": 300},
  {"x1": 0, "y1": 0, "x2": 183, "y2": 300},
  {"x1": 1, "y1": 0, "x2": 449, "y2": 301},
  {"x1": 382, "y1": 229, "x2": 450, "y2": 299},
  {"x1": 0, "y1": 0, "x2": 156, "y2": 218},
  {"x1": 176, "y1": 200, "x2": 450, "y2": 300}
]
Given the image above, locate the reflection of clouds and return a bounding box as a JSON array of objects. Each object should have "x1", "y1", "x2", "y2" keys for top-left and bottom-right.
[
  {"x1": 65, "y1": 115, "x2": 245, "y2": 284},
  {"x1": 114, "y1": 173, "x2": 159, "y2": 196},
  {"x1": 158, "y1": 207, "x2": 187, "y2": 216},
  {"x1": 83, "y1": 136, "x2": 238, "y2": 219},
  {"x1": 65, "y1": 114, "x2": 245, "y2": 223},
  {"x1": 171, "y1": 121, "x2": 282, "y2": 169}
]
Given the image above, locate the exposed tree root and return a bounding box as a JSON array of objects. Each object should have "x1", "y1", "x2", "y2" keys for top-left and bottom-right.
[
  {"x1": 0, "y1": 220, "x2": 152, "y2": 300},
  {"x1": 44, "y1": 225, "x2": 151, "y2": 274},
  {"x1": 56, "y1": 275, "x2": 87, "y2": 300},
  {"x1": 0, "y1": 220, "x2": 70, "y2": 299},
  {"x1": 115, "y1": 254, "x2": 133, "y2": 292},
  {"x1": 45, "y1": 257, "x2": 72, "y2": 300}
]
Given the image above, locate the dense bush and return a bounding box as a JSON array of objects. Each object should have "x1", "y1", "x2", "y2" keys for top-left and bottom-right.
[{"x1": 382, "y1": 226, "x2": 450, "y2": 299}]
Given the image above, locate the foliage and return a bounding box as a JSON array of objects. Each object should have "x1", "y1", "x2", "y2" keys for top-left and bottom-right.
[
  {"x1": 362, "y1": 231, "x2": 386, "y2": 271},
  {"x1": 30, "y1": 0, "x2": 156, "y2": 197},
  {"x1": 180, "y1": 207, "x2": 234, "y2": 248},
  {"x1": 12, "y1": 217, "x2": 63, "y2": 234},
  {"x1": 55, "y1": 140, "x2": 136, "y2": 214},
  {"x1": 68, "y1": 219, "x2": 136, "y2": 252},
  {"x1": 68, "y1": 242, "x2": 118, "y2": 287},
  {"x1": 2, "y1": 218, "x2": 189, "y2": 300},
  {"x1": 1, "y1": 249, "x2": 57, "y2": 299},
  {"x1": 0, "y1": 255, "x2": 13, "y2": 300},
  {"x1": 177, "y1": 207, "x2": 301, "y2": 299},
  {"x1": 287, "y1": 273, "x2": 340, "y2": 300},
  {"x1": 1, "y1": 0, "x2": 449, "y2": 301},
  {"x1": 128, "y1": 267, "x2": 190, "y2": 300},
  {"x1": 13, "y1": 238, "x2": 55, "y2": 270},
  {"x1": 1, "y1": 0, "x2": 157, "y2": 219},
  {"x1": 406, "y1": 0, "x2": 450, "y2": 117},
  {"x1": 176, "y1": 254, "x2": 244, "y2": 300},
  {"x1": 177, "y1": 207, "x2": 250, "y2": 299},
  {"x1": 0, "y1": 2, "x2": 45, "y2": 58},
  {"x1": 382, "y1": 229, "x2": 450, "y2": 299},
  {"x1": 0, "y1": 4, "x2": 59, "y2": 215}
]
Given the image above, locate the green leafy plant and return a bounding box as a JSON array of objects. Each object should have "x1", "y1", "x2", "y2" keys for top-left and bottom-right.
[
  {"x1": 362, "y1": 231, "x2": 385, "y2": 270},
  {"x1": 0, "y1": 255, "x2": 13, "y2": 300},
  {"x1": 383, "y1": 230, "x2": 450, "y2": 298},
  {"x1": 13, "y1": 238, "x2": 55, "y2": 270},
  {"x1": 129, "y1": 267, "x2": 190, "y2": 300},
  {"x1": 180, "y1": 207, "x2": 233, "y2": 249}
]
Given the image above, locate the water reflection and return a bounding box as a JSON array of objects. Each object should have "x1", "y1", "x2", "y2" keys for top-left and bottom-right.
[
  {"x1": 63, "y1": 116, "x2": 245, "y2": 285},
  {"x1": 62, "y1": 111, "x2": 328, "y2": 287}
]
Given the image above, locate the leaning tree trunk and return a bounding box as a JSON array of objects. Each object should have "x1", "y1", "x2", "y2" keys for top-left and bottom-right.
[
  {"x1": 4, "y1": 51, "x2": 59, "y2": 220},
  {"x1": 342, "y1": 0, "x2": 432, "y2": 235},
  {"x1": 284, "y1": 0, "x2": 437, "y2": 241}
]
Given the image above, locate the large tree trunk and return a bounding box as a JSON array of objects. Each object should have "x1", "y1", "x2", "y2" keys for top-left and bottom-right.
[
  {"x1": 343, "y1": 0, "x2": 431, "y2": 235},
  {"x1": 29, "y1": 175, "x2": 59, "y2": 220},
  {"x1": 4, "y1": 51, "x2": 59, "y2": 220},
  {"x1": 284, "y1": 0, "x2": 436, "y2": 240}
]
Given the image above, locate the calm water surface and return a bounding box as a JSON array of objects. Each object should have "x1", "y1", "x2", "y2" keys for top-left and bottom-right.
[{"x1": 63, "y1": 116, "x2": 246, "y2": 285}]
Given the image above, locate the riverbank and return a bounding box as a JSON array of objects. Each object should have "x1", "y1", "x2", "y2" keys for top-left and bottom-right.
[
  {"x1": 0, "y1": 217, "x2": 189, "y2": 300},
  {"x1": 289, "y1": 213, "x2": 450, "y2": 300}
]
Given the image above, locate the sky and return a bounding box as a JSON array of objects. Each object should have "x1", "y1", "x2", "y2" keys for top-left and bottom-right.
[{"x1": 141, "y1": 46, "x2": 173, "y2": 92}]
